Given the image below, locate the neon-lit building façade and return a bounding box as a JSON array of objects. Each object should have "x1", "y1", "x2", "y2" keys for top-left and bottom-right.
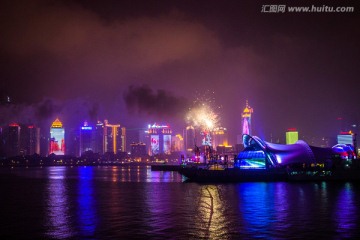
[
  {"x1": 147, "y1": 123, "x2": 172, "y2": 156},
  {"x1": 49, "y1": 118, "x2": 65, "y2": 155}
]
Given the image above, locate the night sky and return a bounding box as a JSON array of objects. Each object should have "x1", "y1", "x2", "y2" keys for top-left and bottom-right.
[{"x1": 1, "y1": 0, "x2": 359, "y2": 144}]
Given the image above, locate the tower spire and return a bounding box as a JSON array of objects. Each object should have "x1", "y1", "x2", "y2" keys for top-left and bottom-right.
[{"x1": 241, "y1": 100, "x2": 253, "y2": 137}]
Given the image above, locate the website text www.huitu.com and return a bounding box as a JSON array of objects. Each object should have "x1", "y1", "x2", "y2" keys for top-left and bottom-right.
[{"x1": 261, "y1": 5, "x2": 355, "y2": 13}]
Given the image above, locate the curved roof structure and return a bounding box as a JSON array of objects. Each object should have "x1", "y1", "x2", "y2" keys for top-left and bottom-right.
[{"x1": 240, "y1": 134, "x2": 332, "y2": 167}]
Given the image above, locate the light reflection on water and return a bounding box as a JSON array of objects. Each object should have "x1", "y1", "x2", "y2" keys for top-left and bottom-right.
[
  {"x1": 77, "y1": 167, "x2": 97, "y2": 238},
  {"x1": 195, "y1": 185, "x2": 228, "y2": 239},
  {"x1": 237, "y1": 183, "x2": 277, "y2": 238},
  {"x1": 335, "y1": 182, "x2": 358, "y2": 238},
  {"x1": 1, "y1": 166, "x2": 360, "y2": 239},
  {"x1": 45, "y1": 167, "x2": 73, "y2": 239}
]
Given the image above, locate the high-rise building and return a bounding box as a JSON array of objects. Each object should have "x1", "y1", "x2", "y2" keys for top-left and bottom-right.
[
  {"x1": 130, "y1": 142, "x2": 147, "y2": 158},
  {"x1": 80, "y1": 121, "x2": 94, "y2": 155},
  {"x1": 241, "y1": 100, "x2": 254, "y2": 137},
  {"x1": 103, "y1": 120, "x2": 124, "y2": 154},
  {"x1": 212, "y1": 127, "x2": 229, "y2": 149},
  {"x1": 147, "y1": 123, "x2": 172, "y2": 155},
  {"x1": 40, "y1": 134, "x2": 48, "y2": 157},
  {"x1": 172, "y1": 134, "x2": 184, "y2": 152},
  {"x1": 185, "y1": 126, "x2": 196, "y2": 151},
  {"x1": 94, "y1": 121, "x2": 104, "y2": 154},
  {"x1": 139, "y1": 129, "x2": 148, "y2": 144},
  {"x1": 0, "y1": 127, "x2": 5, "y2": 158},
  {"x1": 6, "y1": 123, "x2": 21, "y2": 157},
  {"x1": 26, "y1": 125, "x2": 40, "y2": 155},
  {"x1": 286, "y1": 128, "x2": 299, "y2": 144},
  {"x1": 120, "y1": 127, "x2": 126, "y2": 152},
  {"x1": 337, "y1": 131, "x2": 355, "y2": 146},
  {"x1": 49, "y1": 118, "x2": 65, "y2": 155}
]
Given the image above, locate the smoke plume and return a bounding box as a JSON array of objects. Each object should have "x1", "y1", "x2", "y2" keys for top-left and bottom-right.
[{"x1": 123, "y1": 85, "x2": 190, "y2": 121}]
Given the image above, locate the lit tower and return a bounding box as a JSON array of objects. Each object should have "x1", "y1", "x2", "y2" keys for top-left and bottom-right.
[
  {"x1": 49, "y1": 118, "x2": 65, "y2": 155},
  {"x1": 241, "y1": 100, "x2": 254, "y2": 137}
]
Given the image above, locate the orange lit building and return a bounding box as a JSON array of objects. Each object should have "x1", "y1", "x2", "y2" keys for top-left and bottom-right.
[{"x1": 211, "y1": 127, "x2": 229, "y2": 149}]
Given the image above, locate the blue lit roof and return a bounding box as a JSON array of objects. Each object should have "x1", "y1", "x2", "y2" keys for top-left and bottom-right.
[{"x1": 240, "y1": 134, "x2": 332, "y2": 166}]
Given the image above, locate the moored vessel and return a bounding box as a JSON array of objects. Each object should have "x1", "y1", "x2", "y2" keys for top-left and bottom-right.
[{"x1": 179, "y1": 134, "x2": 360, "y2": 182}]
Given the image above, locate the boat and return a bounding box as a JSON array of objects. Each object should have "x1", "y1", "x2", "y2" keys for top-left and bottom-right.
[
  {"x1": 179, "y1": 163, "x2": 360, "y2": 182},
  {"x1": 178, "y1": 134, "x2": 360, "y2": 182},
  {"x1": 179, "y1": 165, "x2": 288, "y2": 182}
]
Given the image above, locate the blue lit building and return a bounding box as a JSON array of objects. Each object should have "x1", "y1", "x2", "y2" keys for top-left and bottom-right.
[
  {"x1": 235, "y1": 134, "x2": 335, "y2": 169},
  {"x1": 80, "y1": 121, "x2": 94, "y2": 155}
]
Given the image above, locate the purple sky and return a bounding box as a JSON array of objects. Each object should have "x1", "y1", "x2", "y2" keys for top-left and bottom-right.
[{"x1": 1, "y1": 0, "x2": 359, "y2": 144}]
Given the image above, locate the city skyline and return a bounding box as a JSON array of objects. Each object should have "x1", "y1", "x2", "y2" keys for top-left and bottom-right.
[{"x1": 1, "y1": 0, "x2": 359, "y2": 144}]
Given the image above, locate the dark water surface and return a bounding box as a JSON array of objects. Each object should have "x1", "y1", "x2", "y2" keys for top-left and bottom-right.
[{"x1": 1, "y1": 166, "x2": 360, "y2": 239}]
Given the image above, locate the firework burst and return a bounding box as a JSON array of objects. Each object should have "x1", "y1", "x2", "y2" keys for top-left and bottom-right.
[{"x1": 185, "y1": 90, "x2": 221, "y2": 131}]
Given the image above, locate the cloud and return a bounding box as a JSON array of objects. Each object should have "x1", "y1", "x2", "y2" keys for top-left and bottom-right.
[
  {"x1": 2, "y1": 0, "x2": 356, "y2": 141},
  {"x1": 1, "y1": 0, "x2": 220, "y2": 70},
  {"x1": 0, "y1": 0, "x2": 225, "y2": 107}
]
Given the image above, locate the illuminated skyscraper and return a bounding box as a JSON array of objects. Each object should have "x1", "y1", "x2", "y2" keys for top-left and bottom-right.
[
  {"x1": 104, "y1": 120, "x2": 121, "y2": 154},
  {"x1": 147, "y1": 123, "x2": 172, "y2": 155},
  {"x1": 80, "y1": 121, "x2": 94, "y2": 155},
  {"x1": 185, "y1": 126, "x2": 196, "y2": 152},
  {"x1": 172, "y1": 134, "x2": 184, "y2": 152},
  {"x1": 212, "y1": 127, "x2": 229, "y2": 149},
  {"x1": 337, "y1": 131, "x2": 355, "y2": 146},
  {"x1": 49, "y1": 118, "x2": 65, "y2": 155},
  {"x1": 241, "y1": 100, "x2": 254, "y2": 137},
  {"x1": 286, "y1": 128, "x2": 299, "y2": 144}
]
